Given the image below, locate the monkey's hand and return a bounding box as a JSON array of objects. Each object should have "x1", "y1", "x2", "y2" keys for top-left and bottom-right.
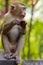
[
  {"x1": 4, "y1": 53, "x2": 15, "y2": 59},
  {"x1": 4, "y1": 53, "x2": 20, "y2": 63},
  {"x1": 12, "y1": 19, "x2": 20, "y2": 25},
  {"x1": 6, "y1": 54, "x2": 16, "y2": 59},
  {"x1": 20, "y1": 20, "x2": 27, "y2": 29},
  {"x1": 6, "y1": 54, "x2": 20, "y2": 63},
  {"x1": 11, "y1": 55, "x2": 20, "y2": 63}
]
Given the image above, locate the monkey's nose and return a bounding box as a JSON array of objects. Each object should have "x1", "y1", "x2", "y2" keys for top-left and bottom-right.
[
  {"x1": 21, "y1": 12, "x2": 26, "y2": 17},
  {"x1": 23, "y1": 12, "x2": 26, "y2": 16}
]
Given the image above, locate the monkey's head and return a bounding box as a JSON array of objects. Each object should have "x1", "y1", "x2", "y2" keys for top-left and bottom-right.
[{"x1": 10, "y1": 2, "x2": 26, "y2": 18}]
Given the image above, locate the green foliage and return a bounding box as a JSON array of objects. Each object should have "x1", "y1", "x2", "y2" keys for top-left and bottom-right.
[
  {"x1": 0, "y1": 35, "x2": 3, "y2": 49},
  {"x1": 21, "y1": 19, "x2": 43, "y2": 59},
  {"x1": 0, "y1": 0, "x2": 5, "y2": 12},
  {"x1": 24, "y1": 0, "x2": 31, "y2": 7},
  {"x1": 24, "y1": 0, "x2": 29, "y2": 4}
]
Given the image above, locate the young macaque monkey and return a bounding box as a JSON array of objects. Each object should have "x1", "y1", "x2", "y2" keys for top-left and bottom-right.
[{"x1": 1, "y1": 2, "x2": 26, "y2": 61}]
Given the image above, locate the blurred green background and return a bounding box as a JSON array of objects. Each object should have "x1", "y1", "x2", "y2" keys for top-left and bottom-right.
[{"x1": 0, "y1": 0, "x2": 43, "y2": 60}]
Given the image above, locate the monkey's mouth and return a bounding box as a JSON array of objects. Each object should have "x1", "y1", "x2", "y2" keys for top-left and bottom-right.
[{"x1": 20, "y1": 15, "x2": 25, "y2": 18}]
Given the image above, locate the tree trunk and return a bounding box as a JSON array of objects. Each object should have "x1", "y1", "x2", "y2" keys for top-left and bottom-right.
[{"x1": 5, "y1": 0, "x2": 8, "y2": 13}]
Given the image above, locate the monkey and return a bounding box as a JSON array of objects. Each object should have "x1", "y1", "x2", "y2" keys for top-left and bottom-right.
[{"x1": 1, "y1": 2, "x2": 26, "y2": 60}]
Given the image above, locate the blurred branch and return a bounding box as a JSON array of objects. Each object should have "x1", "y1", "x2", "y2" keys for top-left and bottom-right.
[
  {"x1": 39, "y1": 31, "x2": 43, "y2": 59},
  {"x1": 0, "y1": 26, "x2": 1, "y2": 34},
  {"x1": 28, "y1": 0, "x2": 33, "y2": 59},
  {"x1": 33, "y1": 0, "x2": 39, "y2": 6},
  {"x1": 5, "y1": 0, "x2": 8, "y2": 13},
  {"x1": 28, "y1": 0, "x2": 39, "y2": 59}
]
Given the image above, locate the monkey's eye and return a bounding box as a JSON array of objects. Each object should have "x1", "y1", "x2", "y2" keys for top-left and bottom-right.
[
  {"x1": 11, "y1": 6, "x2": 14, "y2": 10},
  {"x1": 11, "y1": 5, "x2": 16, "y2": 10}
]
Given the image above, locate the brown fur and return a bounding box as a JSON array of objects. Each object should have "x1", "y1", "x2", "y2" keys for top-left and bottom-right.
[{"x1": 1, "y1": 2, "x2": 26, "y2": 59}]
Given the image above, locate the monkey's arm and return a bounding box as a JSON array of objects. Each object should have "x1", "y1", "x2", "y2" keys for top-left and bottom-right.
[
  {"x1": 14, "y1": 35, "x2": 25, "y2": 57},
  {"x1": 14, "y1": 25, "x2": 26, "y2": 56},
  {"x1": 2, "y1": 21, "x2": 14, "y2": 34},
  {"x1": 2, "y1": 34, "x2": 11, "y2": 53},
  {"x1": 2, "y1": 20, "x2": 18, "y2": 34},
  {"x1": 19, "y1": 20, "x2": 26, "y2": 34},
  {"x1": 21, "y1": 28, "x2": 26, "y2": 34}
]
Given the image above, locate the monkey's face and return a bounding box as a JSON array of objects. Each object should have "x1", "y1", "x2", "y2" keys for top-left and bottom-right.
[
  {"x1": 18, "y1": 6, "x2": 26, "y2": 18},
  {"x1": 10, "y1": 2, "x2": 26, "y2": 18}
]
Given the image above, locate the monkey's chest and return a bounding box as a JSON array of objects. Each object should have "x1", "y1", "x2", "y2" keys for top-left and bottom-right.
[{"x1": 7, "y1": 25, "x2": 21, "y2": 42}]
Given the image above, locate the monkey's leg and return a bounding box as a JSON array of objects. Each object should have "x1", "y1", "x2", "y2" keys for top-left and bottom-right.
[
  {"x1": 15, "y1": 35, "x2": 25, "y2": 56},
  {"x1": 1, "y1": 34, "x2": 14, "y2": 59},
  {"x1": 10, "y1": 35, "x2": 25, "y2": 63},
  {"x1": 2, "y1": 34, "x2": 11, "y2": 54}
]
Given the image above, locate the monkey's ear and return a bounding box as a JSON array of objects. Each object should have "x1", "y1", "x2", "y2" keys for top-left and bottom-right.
[
  {"x1": 10, "y1": 5, "x2": 16, "y2": 13},
  {"x1": 11, "y1": 5, "x2": 16, "y2": 10},
  {"x1": 11, "y1": 6, "x2": 14, "y2": 10}
]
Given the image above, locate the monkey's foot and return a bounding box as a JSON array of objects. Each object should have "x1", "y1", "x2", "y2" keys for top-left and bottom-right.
[
  {"x1": 10, "y1": 55, "x2": 20, "y2": 63},
  {"x1": 4, "y1": 54, "x2": 20, "y2": 63},
  {"x1": 4, "y1": 53, "x2": 15, "y2": 59}
]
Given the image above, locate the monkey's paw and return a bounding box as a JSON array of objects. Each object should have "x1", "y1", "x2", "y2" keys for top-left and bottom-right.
[{"x1": 4, "y1": 53, "x2": 14, "y2": 59}]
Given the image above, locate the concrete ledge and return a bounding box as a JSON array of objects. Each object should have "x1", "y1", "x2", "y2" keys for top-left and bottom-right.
[
  {"x1": 0, "y1": 49, "x2": 18, "y2": 65},
  {"x1": 0, "y1": 49, "x2": 43, "y2": 65},
  {"x1": 0, "y1": 60, "x2": 17, "y2": 65},
  {"x1": 22, "y1": 60, "x2": 43, "y2": 65}
]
